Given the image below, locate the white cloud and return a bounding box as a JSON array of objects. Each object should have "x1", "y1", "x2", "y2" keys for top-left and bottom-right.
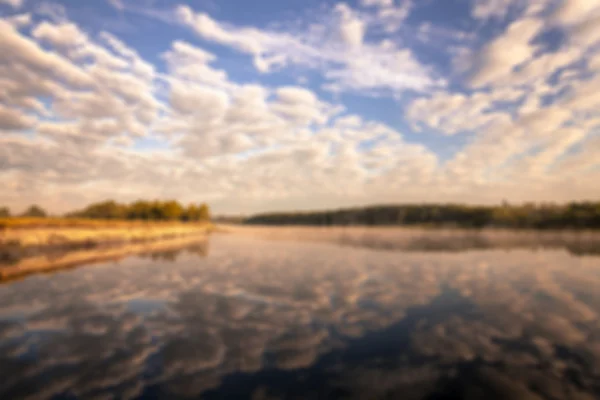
[
  {"x1": 161, "y1": 40, "x2": 229, "y2": 88},
  {"x1": 4, "y1": 12, "x2": 31, "y2": 28},
  {"x1": 407, "y1": 89, "x2": 520, "y2": 135},
  {"x1": 472, "y1": 0, "x2": 551, "y2": 20},
  {"x1": 335, "y1": 3, "x2": 366, "y2": 47},
  {"x1": 175, "y1": 6, "x2": 265, "y2": 54},
  {"x1": 338, "y1": 15, "x2": 365, "y2": 47},
  {"x1": 107, "y1": 0, "x2": 124, "y2": 11},
  {"x1": 510, "y1": 127, "x2": 586, "y2": 178},
  {"x1": 175, "y1": 4, "x2": 437, "y2": 95},
  {"x1": 590, "y1": 53, "x2": 600, "y2": 71},
  {"x1": 0, "y1": 0, "x2": 23, "y2": 9},
  {"x1": 471, "y1": 0, "x2": 515, "y2": 20},
  {"x1": 0, "y1": 20, "x2": 92, "y2": 88},
  {"x1": 403, "y1": 0, "x2": 600, "y2": 198},
  {"x1": 551, "y1": 0, "x2": 600, "y2": 25},
  {"x1": 34, "y1": 2, "x2": 67, "y2": 22},
  {"x1": 32, "y1": 21, "x2": 88, "y2": 47},
  {"x1": 510, "y1": 47, "x2": 583, "y2": 87},
  {"x1": 360, "y1": 0, "x2": 394, "y2": 7},
  {"x1": 374, "y1": 3, "x2": 412, "y2": 33},
  {"x1": 469, "y1": 18, "x2": 544, "y2": 87},
  {"x1": 1, "y1": 17, "x2": 160, "y2": 149},
  {"x1": 271, "y1": 86, "x2": 331, "y2": 125},
  {"x1": 561, "y1": 74, "x2": 600, "y2": 112},
  {"x1": 168, "y1": 81, "x2": 229, "y2": 120},
  {"x1": 0, "y1": 103, "x2": 36, "y2": 130},
  {"x1": 568, "y1": 13, "x2": 600, "y2": 48},
  {"x1": 0, "y1": 4, "x2": 599, "y2": 214}
]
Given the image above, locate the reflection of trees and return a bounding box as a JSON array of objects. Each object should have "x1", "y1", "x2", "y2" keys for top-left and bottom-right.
[
  {"x1": 140, "y1": 239, "x2": 210, "y2": 262},
  {"x1": 228, "y1": 226, "x2": 600, "y2": 256},
  {"x1": 186, "y1": 240, "x2": 210, "y2": 257},
  {"x1": 148, "y1": 249, "x2": 180, "y2": 262},
  {"x1": 0, "y1": 236, "x2": 599, "y2": 399}
]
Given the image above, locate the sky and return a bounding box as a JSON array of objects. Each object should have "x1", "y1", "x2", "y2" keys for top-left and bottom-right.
[{"x1": 0, "y1": 0, "x2": 599, "y2": 215}]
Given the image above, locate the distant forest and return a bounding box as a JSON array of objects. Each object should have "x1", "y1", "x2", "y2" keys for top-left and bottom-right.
[
  {"x1": 244, "y1": 202, "x2": 600, "y2": 229},
  {"x1": 0, "y1": 200, "x2": 211, "y2": 222},
  {"x1": 3, "y1": 201, "x2": 600, "y2": 229}
]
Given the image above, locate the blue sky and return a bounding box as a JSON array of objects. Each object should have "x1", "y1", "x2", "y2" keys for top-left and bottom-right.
[{"x1": 0, "y1": 0, "x2": 599, "y2": 214}]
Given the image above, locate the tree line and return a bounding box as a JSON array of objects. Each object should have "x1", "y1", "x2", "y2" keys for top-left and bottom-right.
[
  {"x1": 3, "y1": 200, "x2": 600, "y2": 229},
  {"x1": 0, "y1": 200, "x2": 211, "y2": 222},
  {"x1": 244, "y1": 202, "x2": 600, "y2": 229},
  {"x1": 0, "y1": 205, "x2": 47, "y2": 218},
  {"x1": 67, "y1": 200, "x2": 210, "y2": 221}
]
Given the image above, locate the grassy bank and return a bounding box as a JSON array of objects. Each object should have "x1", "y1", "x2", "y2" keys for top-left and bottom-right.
[
  {"x1": 0, "y1": 235, "x2": 209, "y2": 282},
  {"x1": 0, "y1": 218, "x2": 214, "y2": 266},
  {"x1": 0, "y1": 217, "x2": 210, "y2": 230}
]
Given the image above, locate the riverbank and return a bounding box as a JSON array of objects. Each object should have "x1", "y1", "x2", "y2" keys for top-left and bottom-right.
[
  {"x1": 0, "y1": 219, "x2": 213, "y2": 281},
  {"x1": 0, "y1": 235, "x2": 209, "y2": 282}
]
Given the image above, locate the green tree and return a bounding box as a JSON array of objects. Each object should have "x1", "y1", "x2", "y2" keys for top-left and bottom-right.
[
  {"x1": 198, "y1": 203, "x2": 210, "y2": 221},
  {"x1": 0, "y1": 207, "x2": 10, "y2": 218},
  {"x1": 22, "y1": 205, "x2": 47, "y2": 218},
  {"x1": 162, "y1": 200, "x2": 184, "y2": 220},
  {"x1": 66, "y1": 199, "x2": 213, "y2": 222},
  {"x1": 76, "y1": 200, "x2": 126, "y2": 219},
  {"x1": 128, "y1": 200, "x2": 151, "y2": 220},
  {"x1": 181, "y1": 203, "x2": 210, "y2": 221},
  {"x1": 182, "y1": 204, "x2": 199, "y2": 221},
  {"x1": 244, "y1": 202, "x2": 600, "y2": 229}
]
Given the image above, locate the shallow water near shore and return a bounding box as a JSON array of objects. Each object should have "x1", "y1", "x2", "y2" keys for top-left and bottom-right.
[{"x1": 1, "y1": 232, "x2": 600, "y2": 399}]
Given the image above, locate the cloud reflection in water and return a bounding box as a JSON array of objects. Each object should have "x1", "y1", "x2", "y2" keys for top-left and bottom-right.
[{"x1": 0, "y1": 235, "x2": 599, "y2": 399}]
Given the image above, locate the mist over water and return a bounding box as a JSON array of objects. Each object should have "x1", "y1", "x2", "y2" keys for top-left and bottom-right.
[{"x1": 1, "y1": 232, "x2": 600, "y2": 399}]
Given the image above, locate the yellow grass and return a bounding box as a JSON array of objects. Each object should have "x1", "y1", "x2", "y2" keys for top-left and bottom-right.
[
  {"x1": 0, "y1": 217, "x2": 210, "y2": 230},
  {"x1": 0, "y1": 218, "x2": 214, "y2": 255},
  {"x1": 2, "y1": 225, "x2": 211, "y2": 247}
]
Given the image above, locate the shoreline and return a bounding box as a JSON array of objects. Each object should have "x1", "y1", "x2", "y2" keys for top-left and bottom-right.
[
  {"x1": 0, "y1": 221, "x2": 213, "y2": 281},
  {"x1": 0, "y1": 234, "x2": 209, "y2": 282},
  {"x1": 3, "y1": 222, "x2": 599, "y2": 282}
]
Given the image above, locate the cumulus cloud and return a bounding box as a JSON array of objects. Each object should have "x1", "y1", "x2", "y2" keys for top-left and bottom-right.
[
  {"x1": 469, "y1": 17, "x2": 544, "y2": 87},
  {"x1": 407, "y1": 90, "x2": 516, "y2": 135},
  {"x1": 335, "y1": 3, "x2": 366, "y2": 47},
  {"x1": 0, "y1": 103, "x2": 36, "y2": 130},
  {"x1": 4, "y1": 12, "x2": 30, "y2": 28},
  {"x1": 270, "y1": 86, "x2": 331, "y2": 125},
  {"x1": 158, "y1": 40, "x2": 345, "y2": 165},
  {"x1": 400, "y1": 0, "x2": 600, "y2": 197},
  {"x1": 552, "y1": 0, "x2": 600, "y2": 25},
  {"x1": 174, "y1": 3, "x2": 437, "y2": 94},
  {"x1": 32, "y1": 21, "x2": 88, "y2": 47},
  {"x1": 549, "y1": 0, "x2": 600, "y2": 52},
  {"x1": 0, "y1": 0, "x2": 23, "y2": 9},
  {"x1": 0, "y1": 0, "x2": 599, "y2": 213},
  {"x1": 471, "y1": 0, "x2": 517, "y2": 20},
  {"x1": 0, "y1": 20, "x2": 91, "y2": 88},
  {"x1": 360, "y1": 0, "x2": 394, "y2": 7}
]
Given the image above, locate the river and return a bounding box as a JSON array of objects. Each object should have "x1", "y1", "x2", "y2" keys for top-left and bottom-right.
[{"x1": 1, "y1": 232, "x2": 599, "y2": 399}]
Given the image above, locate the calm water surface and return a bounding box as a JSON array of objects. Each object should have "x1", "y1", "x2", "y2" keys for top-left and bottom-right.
[{"x1": 1, "y1": 234, "x2": 600, "y2": 399}]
